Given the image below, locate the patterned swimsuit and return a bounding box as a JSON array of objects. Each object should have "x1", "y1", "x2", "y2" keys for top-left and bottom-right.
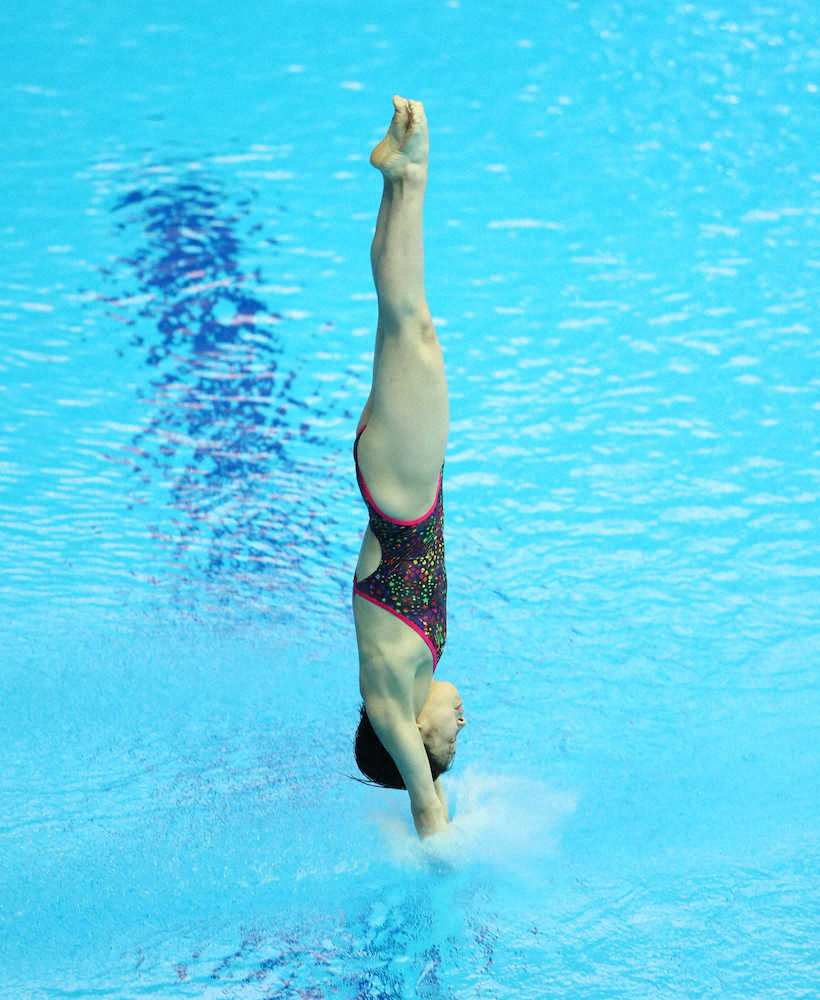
[{"x1": 352, "y1": 425, "x2": 447, "y2": 668}]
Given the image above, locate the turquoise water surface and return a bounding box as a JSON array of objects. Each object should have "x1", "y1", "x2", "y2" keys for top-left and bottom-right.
[{"x1": 2, "y1": 1, "x2": 819, "y2": 996}]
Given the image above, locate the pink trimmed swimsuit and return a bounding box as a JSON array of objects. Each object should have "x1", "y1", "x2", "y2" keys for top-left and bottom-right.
[{"x1": 353, "y1": 424, "x2": 447, "y2": 669}]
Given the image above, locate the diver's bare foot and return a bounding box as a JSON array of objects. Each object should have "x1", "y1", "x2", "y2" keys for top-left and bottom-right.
[{"x1": 370, "y1": 94, "x2": 429, "y2": 185}]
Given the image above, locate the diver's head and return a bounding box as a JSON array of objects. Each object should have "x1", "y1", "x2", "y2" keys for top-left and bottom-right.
[
  {"x1": 353, "y1": 681, "x2": 466, "y2": 788},
  {"x1": 416, "y1": 679, "x2": 466, "y2": 771}
]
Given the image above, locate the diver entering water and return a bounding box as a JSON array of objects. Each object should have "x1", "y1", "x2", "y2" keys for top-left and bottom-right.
[{"x1": 352, "y1": 95, "x2": 466, "y2": 838}]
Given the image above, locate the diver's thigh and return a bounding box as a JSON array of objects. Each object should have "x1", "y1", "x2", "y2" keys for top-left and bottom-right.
[{"x1": 361, "y1": 324, "x2": 448, "y2": 492}]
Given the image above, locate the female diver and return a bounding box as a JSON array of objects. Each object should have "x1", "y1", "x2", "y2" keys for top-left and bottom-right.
[{"x1": 352, "y1": 95, "x2": 466, "y2": 838}]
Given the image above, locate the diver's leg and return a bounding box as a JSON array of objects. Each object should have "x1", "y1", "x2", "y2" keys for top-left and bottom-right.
[
  {"x1": 356, "y1": 172, "x2": 394, "y2": 429},
  {"x1": 369, "y1": 98, "x2": 433, "y2": 333},
  {"x1": 358, "y1": 95, "x2": 448, "y2": 502}
]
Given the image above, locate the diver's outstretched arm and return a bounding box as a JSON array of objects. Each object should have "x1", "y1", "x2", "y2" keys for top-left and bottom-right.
[
  {"x1": 433, "y1": 778, "x2": 449, "y2": 822},
  {"x1": 364, "y1": 695, "x2": 448, "y2": 837}
]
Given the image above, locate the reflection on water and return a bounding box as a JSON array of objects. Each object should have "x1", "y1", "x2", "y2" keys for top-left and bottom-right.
[{"x1": 90, "y1": 167, "x2": 351, "y2": 612}]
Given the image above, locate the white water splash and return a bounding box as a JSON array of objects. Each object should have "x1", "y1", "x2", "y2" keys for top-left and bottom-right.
[{"x1": 375, "y1": 767, "x2": 577, "y2": 874}]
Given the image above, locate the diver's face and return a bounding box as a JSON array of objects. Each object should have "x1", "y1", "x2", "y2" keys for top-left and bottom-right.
[{"x1": 418, "y1": 680, "x2": 466, "y2": 767}]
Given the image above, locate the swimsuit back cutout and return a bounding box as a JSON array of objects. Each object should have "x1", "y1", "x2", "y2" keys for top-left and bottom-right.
[{"x1": 353, "y1": 425, "x2": 447, "y2": 668}]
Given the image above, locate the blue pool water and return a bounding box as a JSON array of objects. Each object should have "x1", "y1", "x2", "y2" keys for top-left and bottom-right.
[{"x1": 2, "y1": 0, "x2": 819, "y2": 996}]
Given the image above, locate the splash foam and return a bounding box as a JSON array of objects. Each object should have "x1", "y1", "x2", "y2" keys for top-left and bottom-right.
[{"x1": 375, "y1": 767, "x2": 578, "y2": 874}]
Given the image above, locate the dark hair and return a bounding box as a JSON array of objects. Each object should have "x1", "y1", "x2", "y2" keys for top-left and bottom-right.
[{"x1": 354, "y1": 701, "x2": 448, "y2": 789}]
